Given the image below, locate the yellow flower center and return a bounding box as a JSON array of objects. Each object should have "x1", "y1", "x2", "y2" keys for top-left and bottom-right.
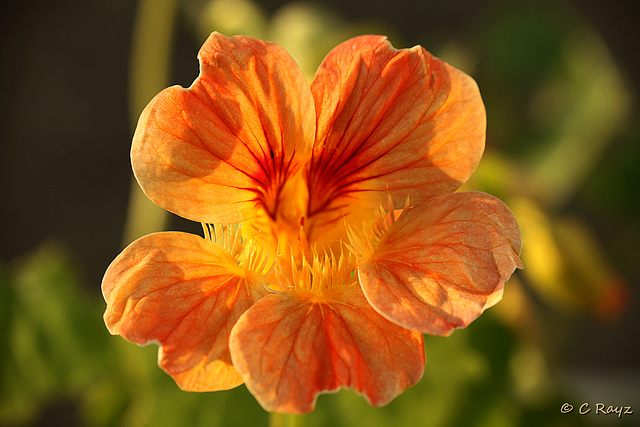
[{"x1": 222, "y1": 165, "x2": 365, "y2": 296}]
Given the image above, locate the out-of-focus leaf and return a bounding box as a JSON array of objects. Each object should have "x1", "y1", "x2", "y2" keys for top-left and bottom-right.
[
  {"x1": 184, "y1": 0, "x2": 267, "y2": 42},
  {"x1": 511, "y1": 198, "x2": 628, "y2": 319},
  {"x1": 482, "y1": 3, "x2": 573, "y2": 93},
  {"x1": 13, "y1": 242, "x2": 109, "y2": 385},
  {"x1": 0, "y1": 263, "x2": 37, "y2": 425},
  {"x1": 460, "y1": 151, "x2": 524, "y2": 201},
  {"x1": 0, "y1": 242, "x2": 133, "y2": 426},
  {"x1": 474, "y1": 2, "x2": 631, "y2": 209},
  {"x1": 266, "y1": 2, "x2": 403, "y2": 82},
  {"x1": 267, "y1": 2, "x2": 348, "y2": 81},
  {"x1": 527, "y1": 28, "x2": 631, "y2": 207}
]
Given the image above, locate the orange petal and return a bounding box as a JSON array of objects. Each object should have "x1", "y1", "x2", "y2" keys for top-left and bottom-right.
[
  {"x1": 102, "y1": 232, "x2": 267, "y2": 391},
  {"x1": 355, "y1": 192, "x2": 523, "y2": 336},
  {"x1": 307, "y1": 35, "x2": 485, "y2": 224},
  {"x1": 132, "y1": 32, "x2": 315, "y2": 224},
  {"x1": 229, "y1": 286, "x2": 425, "y2": 414}
]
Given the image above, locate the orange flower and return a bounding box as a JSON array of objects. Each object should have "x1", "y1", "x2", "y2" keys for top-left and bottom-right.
[{"x1": 103, "y1": 33, "x2": 522, "y2": 413}]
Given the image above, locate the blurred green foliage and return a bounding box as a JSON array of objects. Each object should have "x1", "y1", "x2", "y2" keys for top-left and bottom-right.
[
  {"x1": 0, "y1": 242, "x2": 270, "y2": 426},
  {"x1": 0, "y1": 243, "x2": 601, "y2": 426}
]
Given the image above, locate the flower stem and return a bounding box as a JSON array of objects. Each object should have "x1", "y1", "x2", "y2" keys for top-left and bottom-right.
[
  {"x1": 122, "y1": 0, "x2": 178, "y2": 246},
  {"x1": 269, "y1": 412, "x2": 303, "y2": 427}
]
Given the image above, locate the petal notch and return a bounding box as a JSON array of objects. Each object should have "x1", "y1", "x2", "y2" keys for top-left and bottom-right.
[
  {"x1": 229, "y1": 286, "x2": 424, "y2": 413},
  {"x1": 132, "y1": 32, "x2": 315, "y2": 224}
]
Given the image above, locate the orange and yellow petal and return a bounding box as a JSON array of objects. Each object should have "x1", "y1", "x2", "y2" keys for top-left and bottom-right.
[
  {"x1": 102, "y1": 231, "x2": 267, "y2": 391},
  {"x1": 229, "y1": 286, "x2": 425, "y2": 414},
  {"x1": 353, "y1": 191, "x2": 523, "y2": 336},
  {"x1": 307, "y1": 35, "x2": 485, "y2": 232},
  {"x1": 132, "y1": 32, "x2": 315, "y2": 224}
]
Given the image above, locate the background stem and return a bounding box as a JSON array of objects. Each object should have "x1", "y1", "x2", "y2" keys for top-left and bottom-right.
[
  {"x1": 269, "y1": 412, "x2": 304, "y2": 427},
  {"x1": 122, "y1": 0, "x2": 179, "y2": 246}
]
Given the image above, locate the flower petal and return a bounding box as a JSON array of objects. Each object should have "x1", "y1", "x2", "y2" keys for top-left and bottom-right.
[
  {"x1": 229, "y1": 286, "x2": 424, "y2": 414},
  {"x1": 307, "y1": 35, "x2": 485, "y2": 225},
  {"x1": 102, "y1": 232, "x2": 267, "y2": 391},
  {"x1": 132, "y1": 32, "x2": 315, "y2": 224},
  {"x1": 355, "y1": 191, "x2": 523, "y2": 336}
]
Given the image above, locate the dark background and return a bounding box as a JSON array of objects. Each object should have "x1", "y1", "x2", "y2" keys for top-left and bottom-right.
[{"x1": 2, "y1": 0, "x2": 638, "y2": 295}]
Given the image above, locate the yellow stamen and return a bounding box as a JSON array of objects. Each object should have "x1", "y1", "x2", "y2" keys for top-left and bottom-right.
[
  {"x1": 346, "y1": 196, "x2": 410, "y2": 261},
  {"x1": 201, "y1": 222, "x2": 274, "y2": 278},
  {"x1": 275, "y1": 248, "x2": 355, "y2": 298}
]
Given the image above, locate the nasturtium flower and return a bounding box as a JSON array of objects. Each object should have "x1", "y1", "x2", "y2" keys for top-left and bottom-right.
[{"x1": 103, "y1": 32, "x2": 523, "y2": 414}]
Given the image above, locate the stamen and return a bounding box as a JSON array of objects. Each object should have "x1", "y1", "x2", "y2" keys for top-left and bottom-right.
[
  {"x1": 202, "y1": 223, "x2": 244, "y2": 257},
  {"x1": 241, "y1": 236, "x2": 276, "y2": 277},
  {"x1": 346, "y1": 195, "x2": 410, "y2": 259},
  {"x1": 201, "y1": 222, "x2": 275, "y2": 277},
  {"x1": 274, "y1": 252, "x2": 298, "y2": 292},
  {"x1": 276, "y1": 249, "x2": 355, "y2": 295},
  {"x1": 201, "y1": 222, "x2": 213, "y2": 241}
]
